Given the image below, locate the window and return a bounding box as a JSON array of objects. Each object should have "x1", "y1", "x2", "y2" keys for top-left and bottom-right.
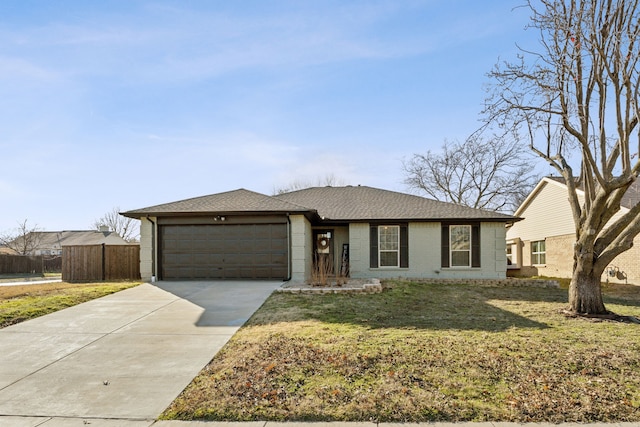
[
  {"x1": 379, "y1": 225, "x2": 399, "y2": 267},
  {"x1": 369, "y1": 224, "x2": 408, "y2": 269},
  {"x1": 531, "y1": 240, "x2": 546, "y2": 265},
  {"x1": 450, "y1": 225, "x2": 471, "y2": 267},
  {"x1": 506, "y1": 245, "x2": 513, "y2": 265},
  {"x1": 441, "y1": 224, "x2": 480, "y2": 268}
]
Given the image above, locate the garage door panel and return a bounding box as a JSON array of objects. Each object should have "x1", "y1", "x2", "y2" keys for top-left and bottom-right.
[{"x1": 160, "y1": 222, "x2": 288, "y2": 280}]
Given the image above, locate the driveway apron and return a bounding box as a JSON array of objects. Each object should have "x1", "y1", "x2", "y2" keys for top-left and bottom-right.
[{"x1": 0, "y1": 281, "x2": 282, "y2": 420}]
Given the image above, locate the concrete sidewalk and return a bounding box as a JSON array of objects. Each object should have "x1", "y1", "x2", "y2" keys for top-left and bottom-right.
[
  {"x1": 0, "y1": 281, "x2": 282, "y2": 421},
  {"x1": 0, "y1": 278, "x2": 63, "y2": 286},
  {"x1": 1, "y1": 418, "x2": 638, "y2": 427}
]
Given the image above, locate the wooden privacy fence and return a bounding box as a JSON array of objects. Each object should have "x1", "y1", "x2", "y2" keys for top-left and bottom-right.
[
  {"x1": 62, "y1": 244, "x2": 140, "y2": 282},
  {"x1": 0, "y1": 254, "x2": 44, "y2": 275},
  {"x1": 43, "y1": 256, "x2": 62, "y2": 273}
]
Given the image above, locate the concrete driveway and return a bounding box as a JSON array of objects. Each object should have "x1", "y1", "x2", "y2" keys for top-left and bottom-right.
[{"x1": 0, "y1": 281, "x2": 282, "y2": 421}]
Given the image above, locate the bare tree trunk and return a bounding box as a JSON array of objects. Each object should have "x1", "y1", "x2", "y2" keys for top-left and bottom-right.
[{"x1": 569, "y1": 256, "x2": 606, "y2": 315}]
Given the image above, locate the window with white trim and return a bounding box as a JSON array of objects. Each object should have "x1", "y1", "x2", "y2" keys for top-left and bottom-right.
[
  {"x1": 378, "y1": 225, "x2": 400, "y2": 267},
  {"x1": 450, "y1": 225, "x2": 471, "y2": 267},
  {"x1": 531, "y1": 240, "x2": 546, "y2": 265}
]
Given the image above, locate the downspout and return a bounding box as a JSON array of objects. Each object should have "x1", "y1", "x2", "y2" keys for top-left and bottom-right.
[{"x1": 146, "y1": 216, "x2": 156, "y2": 281}]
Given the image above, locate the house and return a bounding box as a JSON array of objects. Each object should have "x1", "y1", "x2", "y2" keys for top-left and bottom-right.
[
  {"x1": 4, "y1": 230, "x2": 130, "y2": 256},
  {"x1": 506, "y1": 177, "x2": 640, "y2": 284},
  {"x1": 121, "y1": 185, "x2": 519, "y2": 283}
]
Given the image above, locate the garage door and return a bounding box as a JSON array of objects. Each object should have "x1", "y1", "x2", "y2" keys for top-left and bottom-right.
[{"x1": 159, "y1": 223, "x2": 288, "y2": 280}]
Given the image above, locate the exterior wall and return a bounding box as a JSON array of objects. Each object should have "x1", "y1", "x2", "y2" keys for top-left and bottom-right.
[
  {"x1": 348, "y1": 223, "x2": 370, "y2": 279},
  {"x1": 509, "y1": 235, "x2": 574, "y2": 278},
  {"x1": 139, "y1": 217, "x2": 155, "y2": 282},
  {"x1": 605, "y1": 236, "x2": 640, "y2": 283},
  {"x1": 509, "y1": 232, "x2": 640, "y2": 284},
  {"x1": 507, "y1": 177, "x2": 639, "y2": 284},
  {"x1": 507, "y1": 180, "x2": 582, "y2": 242},
  {"x1": 289, "y1": 215, "x2": 313, "y2": 283},
  {"x1": 348, "y1": 221, "x2": 507, "y2": 280}
]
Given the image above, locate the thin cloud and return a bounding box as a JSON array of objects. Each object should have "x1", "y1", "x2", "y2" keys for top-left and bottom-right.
[{"x1": 0, "y1": 1, "x2": 473, "y2": 84}]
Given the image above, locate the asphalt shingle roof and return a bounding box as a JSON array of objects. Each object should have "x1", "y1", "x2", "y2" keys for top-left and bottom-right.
[
  {"x1": 11, "y1": 231, "x2": 128, "y2": 250},
  {"x1": 122, "y1": 189, "x2": 312, "y2": 217},
  {"x1": 123, "y1": 186, "x2": 517, "y2": 222},
  {"x1": 274, "y1": 186, "x2": 517, "y2": 221}
]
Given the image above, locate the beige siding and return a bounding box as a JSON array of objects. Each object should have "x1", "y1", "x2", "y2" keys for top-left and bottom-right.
[
  {"x1": 507, "y1": 177, "x2": 639, "y2": 283},
  {"x1": 289, "y1": 214, "x2": 312, "y2": 283},
  {"x1": 507, "y1": 180, "x2": 581, "y2": 242},
  {"x1": 139, "y1": 217, "x2": 155, "y2": 282}
]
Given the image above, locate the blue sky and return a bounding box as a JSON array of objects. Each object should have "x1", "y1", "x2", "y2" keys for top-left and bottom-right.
[{"x1": 0, "y1": 1, "x2": 538, "y2": 232}]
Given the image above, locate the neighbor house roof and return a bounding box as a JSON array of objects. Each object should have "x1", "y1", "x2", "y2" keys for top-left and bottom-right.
[
  {"x1": 122, "y1": 188, "x2": 313, "y2": 218},
  {"x1": 36, "y1": 231, "x2": 129, "y2": 247},
  {"x1": 274, "y1": 185, "x2": 518, "y2": 222},
  {"x1": 123, "y1": 186, "x2": 518, "y2": 223}
]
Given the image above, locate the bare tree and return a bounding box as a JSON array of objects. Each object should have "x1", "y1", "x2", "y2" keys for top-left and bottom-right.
[
  {"x1": 485, "y1": 0, "x2": 640, "y2": 315},
  {"x1": 93, "y1": 207, "x2": 140, "y2": 242},
  {"x1": 273, "y1": 174, "x2": 347, "y2": 195},
  {"x1": 403, "y1": 133, "x2": 539, "y2": 213},
  {"x1": 0, "y1": 219, "x2": 43, "y2": 255}
]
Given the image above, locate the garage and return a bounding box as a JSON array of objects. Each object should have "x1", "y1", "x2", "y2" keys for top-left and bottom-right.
[{"x1": 158, "y1": 217, "x2": 289, "y2": 280}]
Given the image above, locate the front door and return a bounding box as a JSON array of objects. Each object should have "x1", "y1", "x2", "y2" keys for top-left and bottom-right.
[{"x1": 313, "y1": 230, "x2": 334, "y2": 277}]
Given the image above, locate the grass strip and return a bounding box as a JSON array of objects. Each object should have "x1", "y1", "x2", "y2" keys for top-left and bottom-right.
[{"x1": 0, "y1": 281, "x2": 141, "y2": 328}]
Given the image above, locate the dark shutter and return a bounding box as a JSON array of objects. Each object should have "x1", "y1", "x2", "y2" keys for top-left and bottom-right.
[
  {"x1": 471, "y1": 224, "x2": 481, "y2": 268},
  {"x1": 400, "y1": 224, "x2": 409, "y2": 268},
  {"x1": 370, "y1": 225, "x2": 378, "y2": 268},
  {"x1": 441, "y1": 225, "x2": 450, "y2": 268}
]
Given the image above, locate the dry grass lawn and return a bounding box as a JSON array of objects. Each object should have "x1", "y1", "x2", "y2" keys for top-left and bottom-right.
[
  {"x1": 0, "y1": 281, "x2": 141, "y2": 328},
  {"x1": 163, "y1": 279, "x2": 640, "y2": 423}
]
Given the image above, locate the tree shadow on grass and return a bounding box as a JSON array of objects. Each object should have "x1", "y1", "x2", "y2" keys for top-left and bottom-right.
[{"x1": 252, "y1": 281, "x2": 567, "y2": 332}]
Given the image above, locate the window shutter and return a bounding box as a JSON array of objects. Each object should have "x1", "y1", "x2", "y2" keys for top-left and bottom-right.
[
  {"x1": 370, "y1": 225, "x2": 378, "y2": 268},
  {"x1": 400, "y1": 224, "x2": 409, "y2": 268},
  {"x1": 471, "y1": 224, "x2": 481, "y2": 268},
  {"x1": 441, "y1": 225, "x2": 450, "y2": 268}
]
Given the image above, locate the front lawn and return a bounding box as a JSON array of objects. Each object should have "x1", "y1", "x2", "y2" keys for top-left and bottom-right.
[
  {"x1": 163, "y1": 279, "x2": 640, "y2": 423},
  {"x1": 0, "y1": 281, "x2": 141, "y2": 328}
]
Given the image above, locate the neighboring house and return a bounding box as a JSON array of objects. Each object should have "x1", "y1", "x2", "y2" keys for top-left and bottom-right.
[
  {"x1": 121, "y1": 185, "x2": 518, "y2": 283},
  {"x1": 4, "y1": 230, "x2": 130, "y2": 256},
  {"x1": 506, "y1": 177, "x2": 640, "y2": 284}
]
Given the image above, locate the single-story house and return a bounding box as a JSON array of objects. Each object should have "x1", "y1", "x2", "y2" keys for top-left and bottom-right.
[
  {"x1": 506, "y1": 176, "x2": 640, "y2": 284},
  {"x1": 121, "y1": 185, "x2": 519, "y2": 283},
  {"x1": 4, "y1": 230, "x2": 129, "y2": 256}
]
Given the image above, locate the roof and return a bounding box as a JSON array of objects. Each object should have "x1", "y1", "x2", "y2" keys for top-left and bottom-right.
[
  {"x1": 35, "y1": 231, "x2": 129, "y2": 247},
  {"x1": 122, "y1": 188, "x2": 312, "y2": 218},
  {"x1": 275, "y1": 185, "x2": 517, "y2": 222},
  {"x1": 123, "y1": 185, "x2": 518, "y2": 222}
]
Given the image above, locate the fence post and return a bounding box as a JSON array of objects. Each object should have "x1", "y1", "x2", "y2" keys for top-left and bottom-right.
[{"x1": 101, "y1": 243, "x2": 106, "y2": 281}]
